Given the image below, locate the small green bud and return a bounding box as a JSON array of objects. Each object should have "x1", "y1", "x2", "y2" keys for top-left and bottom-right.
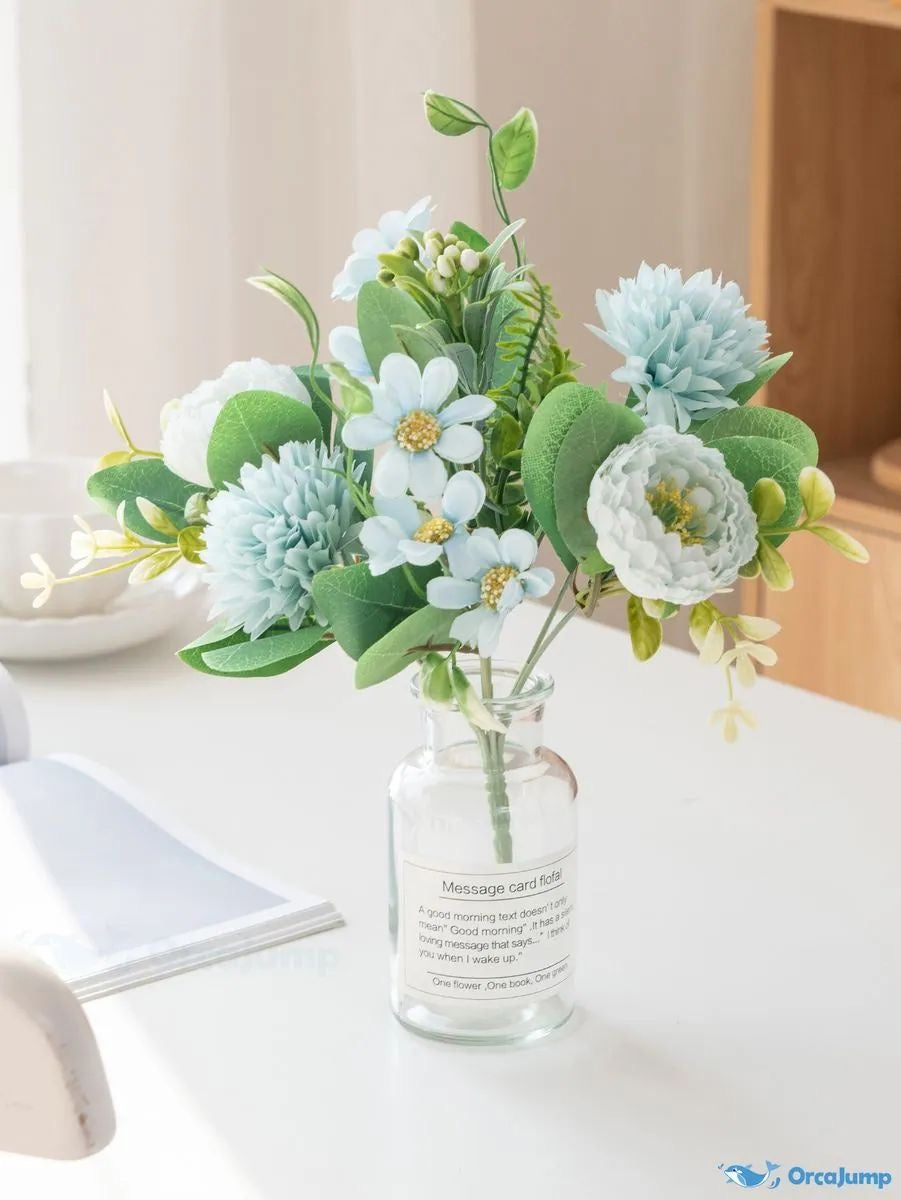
[
  {"x1": 396, "y1": 235, "x2": 420, "y2": 261},
  {"x1": 424, "y1": 236, "x2": 443, "y2": 261},
  {"x1": 436, "y1": 253, "x2": 456, "y2": 279},
  {"x1": 377, "y1": 251, "x2": 417, "y2": 277},
  {"x1": 444, "y1": 233, "x2": 461, "y2": 247},
  {"x1": 377, "y1": 268, "x2": 395, "y2": 286},
  {"x1": 426, "y1": 268, "x2": 447, "y2": 294},
  {"x1": 443, "y1": 243, "x2": 461, "y2": 263}
]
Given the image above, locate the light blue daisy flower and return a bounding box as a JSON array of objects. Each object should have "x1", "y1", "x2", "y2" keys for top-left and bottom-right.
[
  {"x1": 328, "y1": 325, "x2": 372, "y2": 381},
  {"x1": 361, "y1": 470, "x2": 485, "y2": 576},
  {"x1": 341, "y1": 354, "x2": 494, "y2": 500},
  {"x1": 427, "y1": 528, "x2": 555, "y2": 656}
]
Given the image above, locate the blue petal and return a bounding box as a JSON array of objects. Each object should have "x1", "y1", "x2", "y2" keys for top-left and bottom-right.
[{"x1": 427, "y1": 577, "x2": 481, "y2": 609}]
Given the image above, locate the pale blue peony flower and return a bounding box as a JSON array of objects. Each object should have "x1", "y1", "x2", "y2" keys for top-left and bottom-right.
[
  {"x1": 586, "y1": 425, "x2": 758, "y2": 605},
  {"x1": 427, "y1": 528, "x2": 555, "y2": 656},
  {"x1": 202, "y1": 441, "x2": 363, "y2": 639},
  {"x1": 588, "y1": 262, "x2": 769, "y2": 432},
  {"x1": 361, "y1": 470, "x2": 485, "y2": 576},
  {"x1": 341, "y1": 354, "x2": 494, "y2": 500},
  {"x1": 328, "y1": 325, "x2": 372, "y2": 381},
  {"x1": 332, "y1": 196, "x2": 433, "y2": 301}
]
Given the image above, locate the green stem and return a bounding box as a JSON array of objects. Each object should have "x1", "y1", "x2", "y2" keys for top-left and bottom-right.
[
  {"x1": 402, "y1": 564, "x2": 427, "y2": 601},
  {"x1": 477, "y1": 657, "x2": 512, "y2": 864},
  {"x1": 512, "y1": 568, "x2": 574, "y2": 693}
]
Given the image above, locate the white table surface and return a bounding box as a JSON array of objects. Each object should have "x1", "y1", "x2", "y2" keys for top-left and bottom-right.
[{"x1": 2, "y1": 599, "x2": 900, "y2": 1198}]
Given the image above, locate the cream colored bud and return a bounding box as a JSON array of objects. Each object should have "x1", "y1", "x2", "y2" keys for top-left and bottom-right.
[
  {"x1": 436, "y1": 254, "x2": 455, "y2": 279},
  {"x1": 460, "y1": 248, "x2": 480, "y2": 272},
  {"x1": 426, "y1": 268, "x2": 447, "y2": 294},
  {"x1": 443, "y1": 243, "x2": 461, "y2": 263},
  {"x1": 424, "y1": 237, "x2": 443, "y2": 261}
]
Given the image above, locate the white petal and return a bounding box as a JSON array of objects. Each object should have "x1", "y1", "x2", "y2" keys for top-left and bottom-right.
[
  {"x1": 498, "y1": 578, "x2": 524, "y2": 612},
  {"x1": 449, "y1": 607, "x2": 484, "y2": 647},
  {"x1": 519, "y1": 567, "x2": 555, "y2": 598},
  {"x1": 428, "y1": 577, "x2": 481, "y2": 609},
  {"x1": 467, "y1": 527, "x2": 503, "y2": 569},
  {"x1": 379, "y1": 353, "x2": 423, "y2": 411},
  {"x1": 341, "y1": 414, "x2": 392, "y2": 450},
  {"x1": 408, "y1": 450, "x2": 447, "y2": 500},
  {"x1": 420, "y1": 357, "x2": 458, "y2": 412},
  {"x1": 373, "y1": 445, "x2": 411, "y2": 496},
  {"x1": 435, "y1": 424, "x2": 484, "y2": 464},
  {"x1": 403, "y1": 195, "x2": 433, "y2": 232},
  {"x1": 377, "y1": 209, "x2": 408, "y2": 246},
  {"x1": 360, "y1": 516, "x2": 406, "y2": 576},
  {"x1": 498, "y1": 528, "x2": 539, "y2": 571},
  {"x1": 476, "y1": 610, "x2": 506, "y2": 656},
  {"x1": 398, "y1": 539, "x2": 443, "y2": 567},
  {"x1": 441, "y1": 470, "x2": 485, "y2": 524},
  {"x1": 444, "y1": 530, "x2": 476, "y2": 578},
  {"x1": 438, "y1": 394, "x2": 495, "y2": 426},
  {"x1": 352, "y1": 228, "x2": 386, "y2": 255},
  {"x1": 369, "y1": 382, "x2": 404, "y2": 425},
  {"x1": 374, "y1": 494, "x2": 420, "y2": 534},
  {"x1": 328, "y1": 326, "x2": 371, "y2": 380}
]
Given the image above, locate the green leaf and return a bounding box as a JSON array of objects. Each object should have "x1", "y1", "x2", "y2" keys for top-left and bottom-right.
[
  {"x1": 247, "y1": 272, "x2": 319, "y2": 356},
  {"x1": 420, "y1": 653, "x2": 454, "y2": 708},
  {"x1": 750, "y1": 477, "x2": 787, "y2": 526},
  {"x1": 177, "y1": 526, "x2": 205, "y2": 564},
  {"x1": 579, "y1": 548, "x2": 610, "y2": 577},
  {"x1": 311, "y1": 562, "x2": 434, "y2": 661},
  {"x1": 522, "y1": 383, "x2": 609, "y2": 570},
  {"x1": 355, "y1": 605, "x2": 459, "y2": 688},
  {"x1": 490, "y1": 413, "x2": 523, "y2": 461},
  {"x1": 178, "y1": 623, "x2": 244, "y2": 675},
  {"x1": 757, "y1": 538, "x2": 794, "y2": 590},
  {"x1": 294, "y1": 365, "x2": 333, "y2": 444},
  {"x1": 729, "y1": 351, "x2": 793, "y2": 406},
  {"x1": 87, "y1": 459, "x2": 196, "y2": 543},
  {"x1": 553, "y1": 401, "x2": 643, "y2": 562},
  {"x1": 451, "y1": 667, "x2": 506, "y2": 734},
  {"x1": 798, "y1": 466, "x2": 835, "y2": 522},
  {"x1": 738, "y1": 555, "x2": 762, "y2": 579},
  {"x1": 205, "y1": 390, "x2": 322, "y2": 489},
  {"x1": 709, "y1": 435, "x2": 808, "y2": 539},
  {"x1": 698, "y1": 402, "x2": 816, "y2": 465},
  {"x1": 807, "y1": 524, "x2": 869, "y2": 564},
  {"x1": 356, "y1": 281, "x2": 431, "y2": 379},
  {"x1": 491, "y1": 107, "x2": 538, "y2": 190},
  {"x1": 449, "y1": 220, "x2": 489, "y2": 251},
  {"x1": 202, "y1": 625, "x2": 327, "y2": 675},
  {"x1": 136, "y1": 497, "x2": 180, "y2": 538},
  {"x1": 688, "y1": 601, "x2": 716, "y2": 651},
  {"x1": 627, "y1": 595, "x2": 662, "y2": 662},
  {"x1": 423, "y1": 91, "x2": 482, "y2": 136}
]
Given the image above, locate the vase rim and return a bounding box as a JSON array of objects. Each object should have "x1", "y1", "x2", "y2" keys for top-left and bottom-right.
[{"x1": 410, "y1": 660, "x2": 554, "y2": 713}]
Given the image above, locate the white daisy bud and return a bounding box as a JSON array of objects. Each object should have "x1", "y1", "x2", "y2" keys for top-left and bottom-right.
[
  {"x1": 460, "y1": 248, "x2": 480, "y2": 273},
  {"x1": 436, "y1": 253, "x2": 456, "y2": 279},
  {"x1": 426, "y1": 268, "x2": 447, "y2": 294}
]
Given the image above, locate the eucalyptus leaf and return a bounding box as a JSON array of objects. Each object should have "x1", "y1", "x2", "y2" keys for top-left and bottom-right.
[
  {"x1": 311, "y1": 562, "x2": 435, "y2": 660},
  {"x1": 355, "y1": 605, "x2": 459, "y2": 688},
  {"x1": 521, "y1": 383, "x2": 608, "y2": 570},
  {"x1": 393, "y1": 325, "x2": 443, "y2": 371},
  {"x1": 553, "y1": 400, "x2": 643, "y2": 563},
  {"x1": 729, "y1": 351, "x2": 793, "y2": 406},
  {"x1": 449, "y1": 220, "x2": 489, "y2": 251},
  {"x1": 490, "y1": 413, "x2": 523, "y2": 462},
  {"x1": 423, "y1": 91, "x2": 482, "y2": 136},
  {"x1": 709, "y1": 434, "x2": 807, "y2": 539},
  {"x1": 698, "y1": 403, "x2": 817, "y2": 466},
  {"x1": 205, "y1": 390, "x2": 323, "y2": 489},
  {"x1": 491, "y1": 108, "x2": 538, "y2": 190},
  {"x1": 356, "y1": 281, "x2": 431, "y2": 378},
  {"x1": 87, "y1": 459, "x2": 195, "y2": 543},
  {"x1": 294, "y1": 365, "x2": 333, "y2": 444},
  {"x1": 202, "y1": 625, "x2": 327, "y2": 675}
]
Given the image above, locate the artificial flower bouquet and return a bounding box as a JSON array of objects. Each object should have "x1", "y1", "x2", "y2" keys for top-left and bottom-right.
[{"x1": 25, "y1": 92, "x2": 868, "y2": 751}]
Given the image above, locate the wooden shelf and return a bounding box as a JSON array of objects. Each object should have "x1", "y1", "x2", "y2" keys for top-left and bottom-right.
[
  {"x1": 826, "y1": 456, "x2": 901, "y2": 537},
  {"x1": 773, "y1": 0, "x2": 901, "y2": 31}
]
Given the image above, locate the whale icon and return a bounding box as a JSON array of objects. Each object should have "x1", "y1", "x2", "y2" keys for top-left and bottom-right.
[{"x1": 719, "y1": 1162, "x2": 781, "y2": 1189}]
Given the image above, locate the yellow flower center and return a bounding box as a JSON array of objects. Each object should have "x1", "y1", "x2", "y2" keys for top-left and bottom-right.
[
  {"x1": 480, "y1": 564, "x2": 517, "y2": 610},
  {"x1": 413, "y1": 516, "x2": 454, "y2": 545},
  {"x1": 645, "y1": 480, "x2": 704, "y2": 546},
  {"x1": 395, "y1": 409, "x2": 441, "y2": 452}
]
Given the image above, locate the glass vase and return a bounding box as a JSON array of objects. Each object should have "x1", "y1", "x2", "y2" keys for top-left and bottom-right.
[{"x1": 388, "y1": 663, "x2": 577, "y2": 1045}]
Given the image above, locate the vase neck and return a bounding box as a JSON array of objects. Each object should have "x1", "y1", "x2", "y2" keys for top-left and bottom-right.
[{"x1": 416, "y1": 663, "x2": 553, "y2": 761}]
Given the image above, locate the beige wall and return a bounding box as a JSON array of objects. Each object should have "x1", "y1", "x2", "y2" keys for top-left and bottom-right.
[{"x1": 16, "y1": 0, "x2": 755, "y2": 459}]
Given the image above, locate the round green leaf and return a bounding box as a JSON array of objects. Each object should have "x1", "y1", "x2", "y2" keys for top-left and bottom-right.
[
  {"x1": 491, "y1": 108, "x2": 538, "y2": 190},
  {"x1": 202, "y1": 625, "x2": 327, "y2": 675},
  {"x1": 206, "y1": 390, "x2": 323, "y2": 489},
  {"x1": 87, "y1": 459, "x2": 195, "y2": 543},
  {"x1": 627, "y1": 595, "x2": 662, "y2": 662},
  {"x1": 709, "y1": 435, "x2": 807, "y2": 539},
  {"x1": 356, "y1": 281, "x2": 433, "y2": 379},
  {"x1": 355, "y1": 605, "x2": 459, "y2": 689},
  {"x1": 423, "y1": 91, "x2": 482, "y2": 137},
  {"x1": 311, "y1": 562, "x2": 435, "y2": 661},
  {"x1": 553, "y1": 402, "x2": 643, "y2": 562},
  {"x1": 699, "y1": 404, "x2": 817, "y2": 466},
  {"x1": 521, "y1": 383, "x2": 607, "y2": 570}
]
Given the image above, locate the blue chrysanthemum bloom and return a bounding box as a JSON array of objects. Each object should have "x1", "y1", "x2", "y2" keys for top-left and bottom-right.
[
  {"x1": 203, "y1": 441, "x2": 362, "y2": 638},
  {"x1": 588, "y1": 262, "x2": 770, "y2": 431}
]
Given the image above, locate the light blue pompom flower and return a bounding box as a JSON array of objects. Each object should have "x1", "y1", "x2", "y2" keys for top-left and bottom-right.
[
  {"x1": 427, "y1": 528, "x2": 555, "y2": 656},
  {"x1": 588, "y1": 262, "x2": 769, "y2": 432},
  {"x1": 203, "y1": 441, "x2": 363, "y2": 639}
]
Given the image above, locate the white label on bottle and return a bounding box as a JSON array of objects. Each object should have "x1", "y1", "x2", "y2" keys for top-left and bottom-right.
[{"x1": 399, "y1": 849, "x2": 576, "y2": 1001}]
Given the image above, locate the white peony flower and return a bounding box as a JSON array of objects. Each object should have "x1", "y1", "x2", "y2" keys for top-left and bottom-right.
[
  {"x1": 427, "y1": 528, "x2": 555, "y2": 656},
  {"x1": 161, "y1": 358, "x2": 310, "y2": 488},
  {"x1": 588, "y1": 262, "x2": 769, "y2": 431},
  {"x1": 341, "y1": 353, "x2": 494, "y2": 501},
  {"x1": 586, "y1": 426, "x2": 758, "y2": 605},
  {"x1": 328, "y1": 326, "x2": 372, "y2": 380},
  {"x1": 361, "y1": 470, "x2": 485, "y2": 576},
  {"x1": 332, "y1": 196, "x2": 433, "y2": 301}
]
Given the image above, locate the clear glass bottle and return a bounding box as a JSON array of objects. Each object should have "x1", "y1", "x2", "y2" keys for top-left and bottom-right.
[{"x1": 388, "y1": 664, "x2": 577, "y2": 1045}]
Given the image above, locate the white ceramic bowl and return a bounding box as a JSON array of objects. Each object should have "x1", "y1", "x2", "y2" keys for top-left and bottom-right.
[{"x1": 0, "y1": 458, "x2": 132, "y2": 619}]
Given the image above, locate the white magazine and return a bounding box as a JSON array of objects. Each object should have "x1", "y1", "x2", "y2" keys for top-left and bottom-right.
[{"x1": 0, "y1": 665, "x2": 342, "y2": 1001}]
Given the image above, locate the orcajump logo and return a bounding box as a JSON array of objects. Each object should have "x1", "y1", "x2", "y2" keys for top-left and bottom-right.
[{"x1": 718, "y1": 1162, "x2": 893, "y2": 1191}]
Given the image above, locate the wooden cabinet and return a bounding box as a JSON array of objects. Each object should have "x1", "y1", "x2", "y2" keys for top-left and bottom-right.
[{"x1": 750, "y1": 0, "x2": 901, "y2": 718}]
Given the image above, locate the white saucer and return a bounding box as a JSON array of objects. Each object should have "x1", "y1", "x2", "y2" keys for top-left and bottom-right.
[{"x1": 0, "y1": 569, "x2": 203, "y2": 662}]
